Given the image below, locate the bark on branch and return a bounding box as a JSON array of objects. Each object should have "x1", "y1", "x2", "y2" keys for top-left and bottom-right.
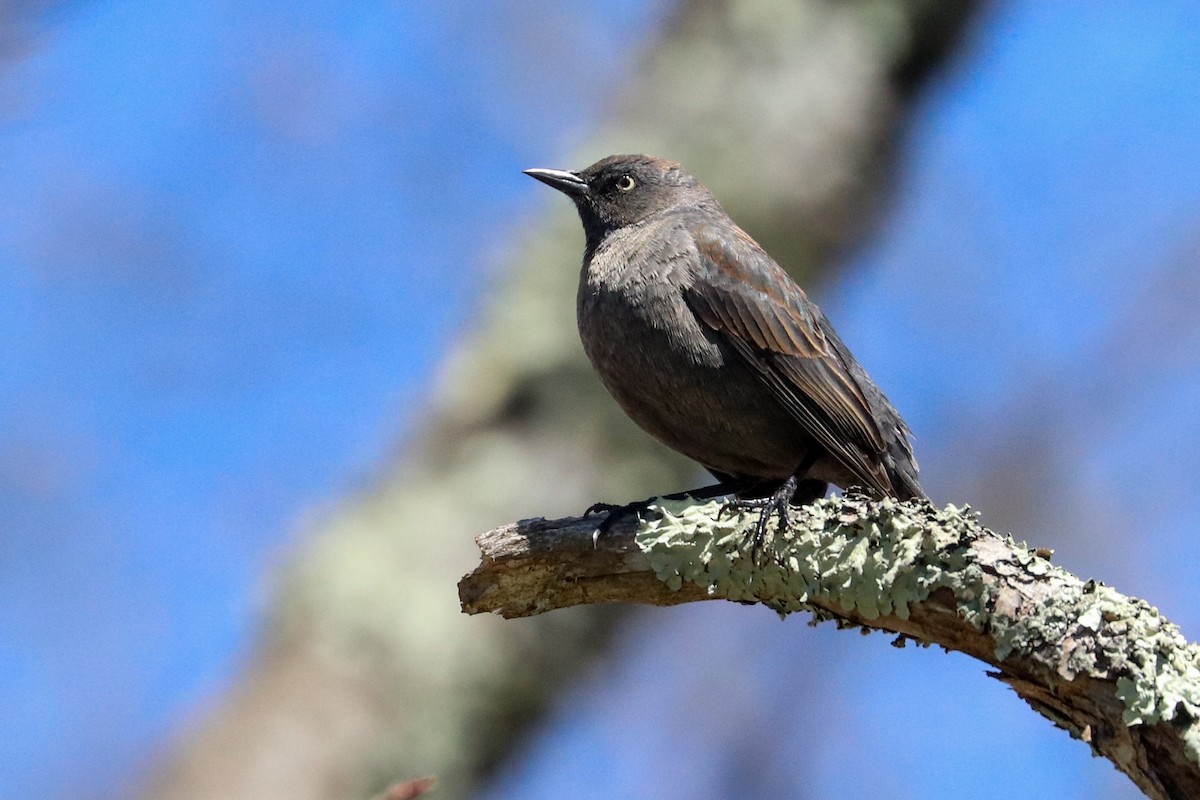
[{"x1": 459, "y1": 494, "x2": 1200, "y2": 800}]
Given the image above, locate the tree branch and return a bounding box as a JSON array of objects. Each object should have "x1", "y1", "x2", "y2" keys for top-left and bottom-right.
[{"x1": 459, "y1": 494, "x2": 1200, "y2": 800}]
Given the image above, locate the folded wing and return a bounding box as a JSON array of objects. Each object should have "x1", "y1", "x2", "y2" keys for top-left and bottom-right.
[{"x1": 683, "y1": 220, "x2": 912, "y2": 497}]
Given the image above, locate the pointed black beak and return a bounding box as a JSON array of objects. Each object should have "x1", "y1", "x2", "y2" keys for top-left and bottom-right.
[{"x1": 524, "y1": 167, "x2": 589, "y2": 198}]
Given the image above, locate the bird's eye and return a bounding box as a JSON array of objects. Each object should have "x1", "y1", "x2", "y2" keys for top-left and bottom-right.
[{"x1": 615, "y1": 175, "x2": 636, "y2": 192}]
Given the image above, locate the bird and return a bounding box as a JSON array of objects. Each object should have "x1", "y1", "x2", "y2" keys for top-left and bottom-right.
[{"x1": 524, "y1": 154, "x2": 925, "y2": 545}]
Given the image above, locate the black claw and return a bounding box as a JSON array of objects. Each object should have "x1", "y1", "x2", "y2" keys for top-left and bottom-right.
[
  {"x1": 725, "y1": 475, "x2": 800, "y2": 563},
  {"x1": 585, "y1": 501, "x2": 625, "y2": 517},
  {"x1": 585, "y1": 498, "x2": 653, "y2": 536},
  {"x1": 582, "y1": 476, "x2": 800, "y2": 552},
  {"x1": 585, "y1": 480, "x2": 746, "y2": 538}
]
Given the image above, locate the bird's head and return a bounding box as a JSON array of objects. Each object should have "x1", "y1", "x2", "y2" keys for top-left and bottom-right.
[{"x1": 525, "y1": 154, "x2": 707, "y2": 249}]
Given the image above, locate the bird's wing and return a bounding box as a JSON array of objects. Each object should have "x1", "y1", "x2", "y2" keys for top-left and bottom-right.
[{"x1": 682, "y1": 220, "x2": 893, "y2": 494}]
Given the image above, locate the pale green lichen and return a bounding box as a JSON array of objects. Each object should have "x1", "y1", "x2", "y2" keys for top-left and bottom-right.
[
  {"x1": 635, "y1": 493, "x2": 1200, "y2": 754},
  {"x1": 637, "y1": 494, "x2": 983, "y2": 621}
]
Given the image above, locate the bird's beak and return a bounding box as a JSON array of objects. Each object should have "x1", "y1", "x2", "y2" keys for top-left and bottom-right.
[{"x1": 523, "y1": 167, "x2": 589, "y2": 198}]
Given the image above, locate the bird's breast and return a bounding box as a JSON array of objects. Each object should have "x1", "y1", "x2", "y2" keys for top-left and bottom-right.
[{"x1": 575, "y1": 255, "x2": 810, "y2": 481}]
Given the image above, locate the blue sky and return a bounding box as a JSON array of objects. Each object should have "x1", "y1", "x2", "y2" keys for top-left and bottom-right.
[
  {"x1": 3, "y1": 2, "x2": 1200, "y2": 798},
  {"x1": 0, "y1": 2, "x2": 664, "y2": 795}
]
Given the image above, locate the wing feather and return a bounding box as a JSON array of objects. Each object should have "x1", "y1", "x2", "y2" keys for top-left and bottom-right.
[{"x1": 684, "y1": 220, "x2": 895, "y2": 494}]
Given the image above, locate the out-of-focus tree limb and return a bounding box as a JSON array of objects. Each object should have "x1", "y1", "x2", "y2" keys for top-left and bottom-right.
[{"x1": 462, "y1": 495, "x2": 1200, "y2": 800}]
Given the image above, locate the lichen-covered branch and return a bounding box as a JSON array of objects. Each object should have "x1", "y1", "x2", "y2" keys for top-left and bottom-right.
[{"x1": 459, "y1": 494, "x2": 1200, "y2": 800}]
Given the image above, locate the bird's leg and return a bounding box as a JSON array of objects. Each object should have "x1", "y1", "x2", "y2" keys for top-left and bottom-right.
[
  {"x1": 724, "y1": 455, "x2": 823, "y2": 563},
  {"x1": 724, "y1": 474, "x2": 799, "y2": 563}
]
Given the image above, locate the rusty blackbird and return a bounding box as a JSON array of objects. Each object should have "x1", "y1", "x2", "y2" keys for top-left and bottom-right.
[{"x1": 525, "y1": 154, "x2": 925, "y2": 540}]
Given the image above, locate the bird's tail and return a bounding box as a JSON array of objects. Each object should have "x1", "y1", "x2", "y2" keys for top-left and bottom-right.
[{"x1": 885, "y1": 446, "x2": 927, "y2": 502}]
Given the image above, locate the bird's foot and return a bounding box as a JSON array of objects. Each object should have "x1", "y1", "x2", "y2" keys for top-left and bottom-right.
[
  {"x1": 583, "y1": 498, "x2": 655, "y2": 545},
  {"x1": 584, "y1": 481, "x2": 742, "y2": 544},
  {"x1": 722, "y1": 475, "x2": 800, "y2": 564},
  {"x1": 583, "y1": 500, "x2": 630, "y2": 518}
]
